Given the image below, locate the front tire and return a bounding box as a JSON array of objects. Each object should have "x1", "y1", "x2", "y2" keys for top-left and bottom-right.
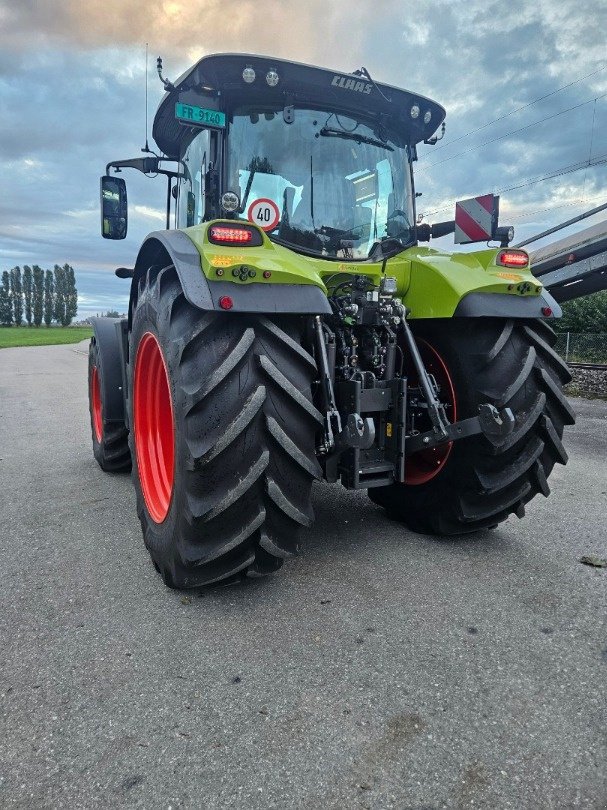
[
  {"x1": 369, "y1": 318, "x2": 575, "y2": 534},
  {"x1": 127, "y1": 265, "x2": 322, "y2": 588}
]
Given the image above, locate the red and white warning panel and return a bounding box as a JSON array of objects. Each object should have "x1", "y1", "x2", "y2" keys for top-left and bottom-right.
[
  {"x1": 247, "y1": 198, "x2": 280, "y2": 232},
  {"x1": 454, "y1": 194, "x2": 499, "y2": 244}
]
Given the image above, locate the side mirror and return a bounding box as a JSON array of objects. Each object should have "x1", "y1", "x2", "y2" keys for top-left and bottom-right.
[{"x1": 100, "y1": 175, "x2": 127, "y2": 239}]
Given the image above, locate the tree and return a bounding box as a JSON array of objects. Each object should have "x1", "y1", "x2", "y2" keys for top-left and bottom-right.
[
  {"x1": 558, "y1": 291, "x2": 607, "y2": 333},
  {"x1": 23, "y1": 265, "x2": 33, "y2": 326},
  {"x1": 44, "y1": 270, "x2": 54, "y2": 326},
  {"x1": 0, "y1": 271, "x2": 12, "y2": 326},
  {"x1": 32, "y1": 265, "x2": 44, "y2": 326},
  {"x1": 10, "y1": 267, "x2": 23, "y2": 326},
  {"x1": 105, "y1": 310, "x2": 120, "y2": 318},
  {"x1": 64, "y1": 263, "x2": 78, "y2": 325},
  {"x1": 53, "y1": 264, "x2": 67, "y2": 326}
]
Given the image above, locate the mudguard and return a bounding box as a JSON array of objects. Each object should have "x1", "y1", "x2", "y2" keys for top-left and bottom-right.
[
  {"x1": 89, "y1": 317, "x2": 128, "y2": 423},
  {"x1": 453, "y1": 289, "x2": 562, "y2": 318},
  {"x1": 402, "y1": 247, "x2": 561, "y2": 320},
  {"x1": 132, "y1": 230, "x2": 331, "y2": 315}
]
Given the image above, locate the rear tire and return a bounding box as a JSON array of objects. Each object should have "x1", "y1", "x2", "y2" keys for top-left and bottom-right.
[
  {"x1": 127, "y1": 265, "x2": 322, "y2": 588},
  {"x1": 88, "y1": 338, "x2": 131, "y2": 473},
  {"x1": 369, "y1": 318, "x2": 575, "y2": 534}
]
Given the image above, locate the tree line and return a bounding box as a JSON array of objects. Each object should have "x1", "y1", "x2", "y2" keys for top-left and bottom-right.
[
  {"x1": 558, "y1": 290, "x2": 607, "y2": 333},
  {"x1": 0, "y1": 265, "x2": 78, "y2": 327}
]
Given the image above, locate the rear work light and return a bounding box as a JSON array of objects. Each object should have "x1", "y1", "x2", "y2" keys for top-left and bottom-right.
[
  {"x1": 208, "y1": 224, "x2": 263, "y2": 246},
  {"x1": 497, "y1": 250, "x2": 529, "y2": 268}
]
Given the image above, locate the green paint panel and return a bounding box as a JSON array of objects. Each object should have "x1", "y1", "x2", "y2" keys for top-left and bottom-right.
[
  {"x1": 175, "y1": 102, "x2": 225, "y2": 128},
  {"x1": 180, "y1": 222, "x2": 543, "y2": 319}
]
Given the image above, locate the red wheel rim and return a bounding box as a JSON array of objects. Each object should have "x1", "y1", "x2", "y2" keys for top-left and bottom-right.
[
  {"x1": 90, "y1": 365, "x2": 103, "y2": 443},
  {"x1": 405, "y1": 338, "x2": 457, "y2": 485},
  {"x1": 134, "y1": 332, "x2": 175, "y2": 523}
]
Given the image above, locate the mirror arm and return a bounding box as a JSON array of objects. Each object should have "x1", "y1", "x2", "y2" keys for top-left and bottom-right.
[
  {"x1": 430, "y1": 220, "x2": 456, "y2": 239},
  {"x1": 106, "y1": 157, "x2": 184, "y2": 180},
  {"x1": 106, "y1": 157, "x2": 159, "y2": 175},
  {"x1": 165, "y1": 175, "x2": 172, "y2": 230}
]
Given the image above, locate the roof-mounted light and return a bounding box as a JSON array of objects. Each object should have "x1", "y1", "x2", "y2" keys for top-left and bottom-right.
[
  {"x1": 410, "y1": 105, "x2": 420, "y2": 119},
  {"x1": 423, "y1": 110, "x2": 432, "y2": 124},
  {"x1": 242, "y1": 66, "x2": 256, "y2": 84},
  {"x1": 266, "y1": 69, "x2": 279, "y2": 87}
]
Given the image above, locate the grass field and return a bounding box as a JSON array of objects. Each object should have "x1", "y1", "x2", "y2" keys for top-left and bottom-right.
[{"x1": 0, "y1": 326, "x2": 93, "y2": 349}]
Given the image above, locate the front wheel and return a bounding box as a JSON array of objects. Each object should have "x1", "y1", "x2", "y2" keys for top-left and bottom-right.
[
  {"x1": 127, "y1": 265, "x2": 322, "y2": 588},
  {"x1": 369, "y1": 318, "x2": 575, "y2": 534}
]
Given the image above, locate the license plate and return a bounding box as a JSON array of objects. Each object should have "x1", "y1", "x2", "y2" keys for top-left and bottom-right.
[{"x1": 175, "y1": 102, "x2": 226, "y2": 128}]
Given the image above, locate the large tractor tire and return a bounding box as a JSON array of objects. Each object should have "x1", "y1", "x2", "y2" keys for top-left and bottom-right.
[
  {"x1": 88, "y1": 338, "x2": 131, "y2": 472},
  {"x1": 369, "y1": 318, "x2": 575, "y2": 534},
  {"x1": 126, "y1": 265, "x2": 322, "y2": 588}
]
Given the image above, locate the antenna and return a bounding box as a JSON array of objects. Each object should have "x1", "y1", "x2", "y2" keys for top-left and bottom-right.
[{"x1": 142, "y1": 43, "x2": 151, "y2": 154}]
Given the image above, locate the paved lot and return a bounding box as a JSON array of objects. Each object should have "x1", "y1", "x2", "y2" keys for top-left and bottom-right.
[{"x1": 0, "y1": 341, "x2": 605, "y2": 809}]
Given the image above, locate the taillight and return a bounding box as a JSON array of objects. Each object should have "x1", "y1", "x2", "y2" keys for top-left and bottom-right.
[
  {"x1": 497, "y1": 250, "x2": 528, "y2": 268},
  {"x1": 208, "y1": 224, "x2": 263, "y2": 246}
]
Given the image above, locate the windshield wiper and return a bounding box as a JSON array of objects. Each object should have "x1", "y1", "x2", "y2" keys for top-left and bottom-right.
[
  {"x1": 239, "y1": 169, "x2": 256, "y2": 213},
  {"x1": 319, "y1": 127, "x2": 394, "y2": 151}
]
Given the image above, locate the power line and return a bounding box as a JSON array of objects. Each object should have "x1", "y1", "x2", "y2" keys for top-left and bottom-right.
[
  {"x1": 499, "y1": 152, "x2": 607, "y2": 193},
  {"x1": 509, "y1": 200, "x2": 587, "y2": 221},
  {"x1": 582, "y1": 98, "x2": 598, "y2": 199},
  {"x1": 427, "y1": 64, "x2": 607, "y2": 155},
  {"x1": 421, "y1": 93, "x2": 607, "y2": 169},
  {"x1": 421, "y1": 152, "x2": 607, "y2": 217}
]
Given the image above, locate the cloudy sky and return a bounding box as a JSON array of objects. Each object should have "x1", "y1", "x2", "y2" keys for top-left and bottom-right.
[{"x1": 1, "y1": 0, "x2": 606, "y2": 318}]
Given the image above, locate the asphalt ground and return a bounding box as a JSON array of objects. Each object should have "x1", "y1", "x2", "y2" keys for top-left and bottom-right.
[{"x1": 0, "y1": 341, "x2": 605, "y2": 810}]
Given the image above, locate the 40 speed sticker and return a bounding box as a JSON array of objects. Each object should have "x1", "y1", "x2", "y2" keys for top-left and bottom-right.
[{"x1": 247, "y1": 198, "x2": 280, "y2": 231}]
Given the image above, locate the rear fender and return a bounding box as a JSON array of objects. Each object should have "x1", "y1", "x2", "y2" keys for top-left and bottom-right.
[
  {"x1": 131, "y1": 230, "x2": 331, "y2": 317},
  {"x1": 402, "y1": 248, "x2": 561, "y2": 320},
  {"x1": 453, "y1": 289, "x2": 561, "y2": 318},
  {"x1": 89, "y1": 317, "x2": 128, "y2": 425}
]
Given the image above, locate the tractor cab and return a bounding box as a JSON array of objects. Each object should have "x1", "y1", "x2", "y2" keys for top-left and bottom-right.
[{"x1": 102, "y1": 53, "x2": 446, "y2": 260}]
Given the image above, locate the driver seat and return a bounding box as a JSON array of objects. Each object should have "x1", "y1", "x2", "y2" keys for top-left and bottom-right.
[{"x1": 291, "y1": 173, "x2": 356, "y2": 233}]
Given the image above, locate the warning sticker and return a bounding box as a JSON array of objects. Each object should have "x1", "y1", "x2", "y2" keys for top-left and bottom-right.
[{"x1": 247, "y1": 198, "x2": 280, "y2": 232}]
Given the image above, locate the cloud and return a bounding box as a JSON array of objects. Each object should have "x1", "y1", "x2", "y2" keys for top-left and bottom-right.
[
  {"x1": 133, "y1": 205, "x2": 165, "y2": 222},
  {"x1": 0, "y1": 0, "x2": 606, "y2": 312},
  {"x1": 0, "y1": 0, "x2": 379, "y2": 68}
]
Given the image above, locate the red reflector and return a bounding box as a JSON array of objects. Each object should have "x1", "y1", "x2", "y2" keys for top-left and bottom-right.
[
  {"x1": 541, "y1": 306, "x2": 553, "y2": 317},
  {"x1": 218, "y1": 296, "x2": 233, "y2": 310},
  {"x1": 497, "y1": 250, "x2": 528, "y2": 268},
  {"x1": 209, "y1": 226, "x2": 253, "y2": 244}
]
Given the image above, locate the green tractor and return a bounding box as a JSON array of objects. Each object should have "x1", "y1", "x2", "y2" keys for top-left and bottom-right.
[{"x1": 89, "y1": 54, "x2": 574, "y2": 588}]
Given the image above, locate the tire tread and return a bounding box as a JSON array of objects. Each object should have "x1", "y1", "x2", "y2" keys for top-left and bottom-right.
[
  {"x1": 128, "y1": 267, "x2": 319, "y2": 587},
  {"x1": 370, "y1": 318, "x2": 573, "y2": 535}
]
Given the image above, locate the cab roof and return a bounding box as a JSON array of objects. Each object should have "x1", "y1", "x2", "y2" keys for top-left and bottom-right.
[{"x1": 152, "y1": 53, "x2": 446, "y2": 158}]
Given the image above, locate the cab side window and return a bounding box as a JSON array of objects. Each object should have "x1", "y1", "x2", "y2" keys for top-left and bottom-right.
[{"x1": 177, "y1": 129, "x2": 210, "y2": 228}]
